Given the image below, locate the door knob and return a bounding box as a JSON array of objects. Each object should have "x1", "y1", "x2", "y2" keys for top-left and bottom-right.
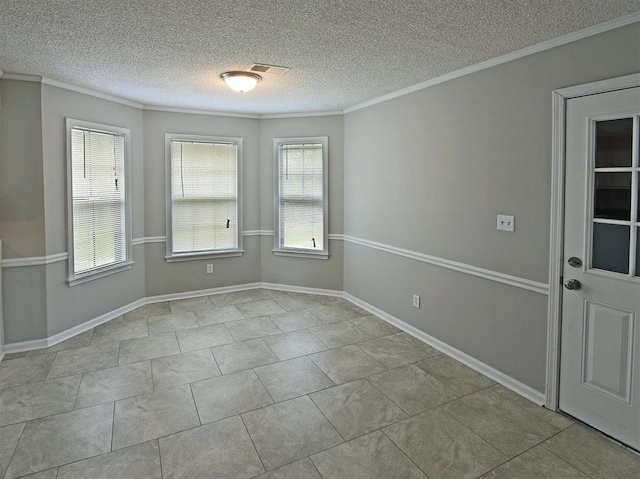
[{"x1": 564, "y1": 279, "x2": 581, "y2": 290}]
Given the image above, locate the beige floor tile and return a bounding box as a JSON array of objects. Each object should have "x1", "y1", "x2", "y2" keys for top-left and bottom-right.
[
  {"x1": 0, "y1": 375, "x2": 80, "y2": 426},
  {"x1": 118, "y1": 332, "x2": 180, "y2": 365},
  {"x1": 253, "y1": 458, "x2": 322, "y2": 479},
  {"x1": 159, "y1": 416, "x2": 264, "y2": 479},
  {"x1": 47, "y1": 344, "x2": 119, "y2": 380},
  {"x1": 91, "y1": 317, "x2": 147, "y2": 344},
  {"x1": 443, "y1": 389, "x2": 559, "y2": 457},
  {"x1": 0, "y1": 423, "x2": 26, "y2": 478},
  {"x1": 490, "y1": 384, "x2": 574, "y2": 430},
  {"x1": 246, "y1": 289, "x2": 289, "y2": 301},
  {"x1": 208, "y1": 290, "x2": 253, "y2": 307},
  {"x1": 5, "y1": 403, "x2": 113, "y2": 479},
  {"x1": 349, "y1": 315, "x2": 402, "y2": 338},
  {"x1": 112, "y1": 384, "x2": 200, "y2": 450},
  {"x1": 151, "y1": 349, "x2": 220, "y2": 390},
  {"x1": 194, "y1": 304, "x2": 244, "y2": 326},
  {"x1": 225, "y1": 317, "x2": 283, "y2": 342},
  {"x1": 308, "y1": 294, "x2": 345, "y2": 305},
  {"x1": 384, "y1": 407, "x2": 507, "y2": 479},
  {"x1": 308, "y1": 345, "x2": 386, "y2": 384},
  {"x1": 242, "y1": 396, "x2": 343, "y2": 471},
  {"x1": 211, "y1": 338, "x2": 279, "y2": 374},
  {"x1": 0, "y1": 354, "x2": 55, "y2": 388},
  {"x1": 1, "y1": 352, "x2": 27, "y2": 360},
  {"x1": 263, "y1": 330, "x2": 328, "y2": 360},
  {"x1": 310, "y1": 379, "x2": 407, "y2": 440},
  {"x1": 357, "y1": 334, "x2": 428, "y2": 368},
  {"x1": 147, "y1": 312, "x2": 199, "y2": 334},
  {"x1": 273, "y1": 295, "x2": 321, "y2": 311},
  {"x1": 175, "y1": 324, "x2": 235, "y2": 352},
  {"x1": 75, "y1": 361, "x2": 153, "y2": 408},
  {"x1": 191, "y1": 369, "x2": 273, "y2": 424},
  {"x1": 236, "y1": 300, "x2": 286, "y2": 319},
  {"x1": 254, "y1": 357, "x2": 334, "y2": 403},
  {"x1": 311, "y1": 430, "x2": 427, "y2": 479},
  {"x1": 541, "y1": 424, "x2": 640, "y2": 479},
  {"x1": 395, "y1": 332, "x2": 442, "y2": 356},
  {"x1": 123, "y1": 302, "x2": 171, "y2": 321},
  {"x1": 269, "y1": 310, "x2": 325, "y2": 332},
  {"x1": 57, "y1": 440, "x2": 162, "y2": 479},
  {"x1": 169, "y1": 296, "x2": 213, "y2": 314},
  {"x1": 416, "y1": 355, "x2": 495, "y2": 394},
  {"x1": 20, "y1": 468, "x2": 59, "y2": 479},
  {"x1": 308, "y1": 304, "x2": 365, "y2": 323},
  {"x1": 368, "y1": 364, "x2": 460, "y2": 415},
  {"x1": 26, "y1": 330, "x2": 94, "y2": 356},
  {"x1": 308, "y1": 322, "x2": 373, "y2": 349},
  {"x1": 480, "y1": 445, "x2": 588, "y2": 479}
]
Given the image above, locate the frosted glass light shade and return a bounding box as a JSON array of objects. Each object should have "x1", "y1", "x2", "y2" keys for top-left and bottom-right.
[{"x1": 221, "y1": 71, "x2": 262, "y2": 92}]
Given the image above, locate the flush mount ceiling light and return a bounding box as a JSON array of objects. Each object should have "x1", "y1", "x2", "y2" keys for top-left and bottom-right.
[{"x1": 220, "y1": 71, "x2": 262, "y2": 93}]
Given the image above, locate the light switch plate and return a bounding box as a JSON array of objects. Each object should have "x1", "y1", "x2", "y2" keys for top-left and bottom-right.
[{"x1": 497, "y1": 215, "x2": 515, "y2": 232}]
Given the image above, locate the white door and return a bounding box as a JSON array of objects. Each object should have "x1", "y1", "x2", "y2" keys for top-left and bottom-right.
[{"x1": 560, "y1": 86, "x2": 640, "y2": 450}]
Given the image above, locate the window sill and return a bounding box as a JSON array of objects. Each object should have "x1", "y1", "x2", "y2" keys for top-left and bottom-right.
[
  {"x1": 67, "y1": 261, "x2": 135, "y2": 287},
  {"x1": 165, "y1": 250, "x2": 244, "y2": 262},
  {"x1": 272, "y1": 249, "x2": 329, "y2": 260}
]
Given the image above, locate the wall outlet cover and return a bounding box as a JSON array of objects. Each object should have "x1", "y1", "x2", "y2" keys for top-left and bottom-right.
[{"x1": 497, "y1": 215, "x2": 515, "y2": 232}]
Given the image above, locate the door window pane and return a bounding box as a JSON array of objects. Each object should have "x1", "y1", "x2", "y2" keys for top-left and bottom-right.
[
  {"x1": 594, "y1": 172, "x2": 631, "y2": 221},
  {"x1": 595, "y1": 118, "x2": 633, "y2": 168},
  {"x1": 592, "y1": 223, "x2": 630, "y2": 274}
]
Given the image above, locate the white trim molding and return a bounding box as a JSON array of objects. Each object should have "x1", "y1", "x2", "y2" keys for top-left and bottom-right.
[
  {"x1": 343, "y1": 235, "x2": 549, "y2": 295},
  {"x1": 343, "y1": 292, "x2": 545, "y2": 405},
  {"x1": 132, "y1": 236, "x2": 167, "y2": 246},
  {"x1": 243, "y1": 230, "x2": 274, "y2": 237},
  {"x1": 1, "y1": 252, "x2": 68, "y2": 268},
  {"x1": 546, "y1": 73, "x2": 640, "y2": 411},
  {"x1": 3, "y1": 282, "x2": 544, "y2": 405},
  {"x1": 344, "y1": 13, "x2": 640, "y2": 114}
]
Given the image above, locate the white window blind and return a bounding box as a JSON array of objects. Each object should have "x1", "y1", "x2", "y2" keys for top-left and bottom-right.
[
  {"x1": 170, "y1": 140, "x2": 238, "y2": 255},
  {"x1": 278, "y1": 141, "x2": 325, "y2": 252},
  {"x1": 70, "y1": 127, "x2": 127, "y2": 275}
]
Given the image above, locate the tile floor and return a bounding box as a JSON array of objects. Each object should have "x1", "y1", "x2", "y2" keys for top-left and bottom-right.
[{"x1": 1, "y1": 289, "x2": 639, "y2": 479}]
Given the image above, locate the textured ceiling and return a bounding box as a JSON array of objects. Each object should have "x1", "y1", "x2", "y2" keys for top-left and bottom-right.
[{"x1": 0, "y1": 1, "x2": 638, "y2": 114}]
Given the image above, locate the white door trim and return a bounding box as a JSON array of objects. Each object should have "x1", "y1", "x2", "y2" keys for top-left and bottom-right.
[{"x1": 546, "y1": 72, "x2": 640, "y2": 410}]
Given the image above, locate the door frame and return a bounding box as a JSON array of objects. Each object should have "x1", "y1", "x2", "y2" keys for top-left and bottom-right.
[{"x1": 546, "y1": 72, "x2": 640, "y2": 410}]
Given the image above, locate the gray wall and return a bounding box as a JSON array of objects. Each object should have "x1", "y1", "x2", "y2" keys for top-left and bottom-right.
[
  {"x1": 260, "y1": 116, "x2": 345, "y2": 291},
  {"x1": 1, "y1": 80, "x2": 48, "y2": 343},
  {"x1": 343, "y1": 24, "x2": 640, "y2": 392},
  {"x1": 142, "y1": 110, "x2": 262, "y2": 296}
]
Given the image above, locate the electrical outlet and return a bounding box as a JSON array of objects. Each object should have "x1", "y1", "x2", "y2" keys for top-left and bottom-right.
[
  {"x1": 206, "y1": 264, "x2": 213, "y2": 274},
  {"x1": 497, "y1": 215, "x2": 515, "y2": 232},
  {"x1": 413, "y1": 294, "x2": 420, "y2": 308}
]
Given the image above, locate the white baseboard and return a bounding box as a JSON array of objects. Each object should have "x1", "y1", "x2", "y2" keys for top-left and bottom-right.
[
  {"x1": 146, "y1": 282, "x2": 262, "y2": 303},
  {"x1": 2, "y1": 282, "x2": 544, "y2": 407},
  {"x1": 261, "y1": 282, "x2": 342, "y2": 297},
  {"x1": 343, "y1": 292, "x2": 546, "y2": 406},
  {"x1": 3, "y1": 298, "x2": 146, "y2": 354}
]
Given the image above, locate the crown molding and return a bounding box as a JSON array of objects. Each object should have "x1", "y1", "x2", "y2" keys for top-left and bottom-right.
[
  {"x1": 143, "y1": 105, "x2": 262, "y2": 119},
  {"x1": 261, "y1": 111, "x2": 344, "y2": 119},
  {"x1": 41, "y1": 78, "x2": 144, "y2": 108},
  {"x1": 344, "y1": 13, "x2": 640, "y2": 114},
  {"x1": 1, "y1": 73, "x2": 42, "y2": 82}
]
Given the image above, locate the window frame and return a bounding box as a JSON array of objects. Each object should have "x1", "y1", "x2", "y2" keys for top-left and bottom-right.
[
  {"x1": 273, "y1": 136, "x2": 329, "y2": 259},
  {"x1": 165, "y1": 133, "x2": 244, "y2": 262},
  {"x1": 65, "y1": 118, "x2": 134, "y2": 286}
]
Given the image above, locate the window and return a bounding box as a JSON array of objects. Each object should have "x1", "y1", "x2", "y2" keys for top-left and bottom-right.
[
  {"x1": 166, "y1": 134, "x2": 243, "y2": 261},
  {"x1": 274, "y1": 137, "x2": 328, "y2": 258},
  {"x1": 66, "y1": 119, "x2": 132, "y2": 286}
]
